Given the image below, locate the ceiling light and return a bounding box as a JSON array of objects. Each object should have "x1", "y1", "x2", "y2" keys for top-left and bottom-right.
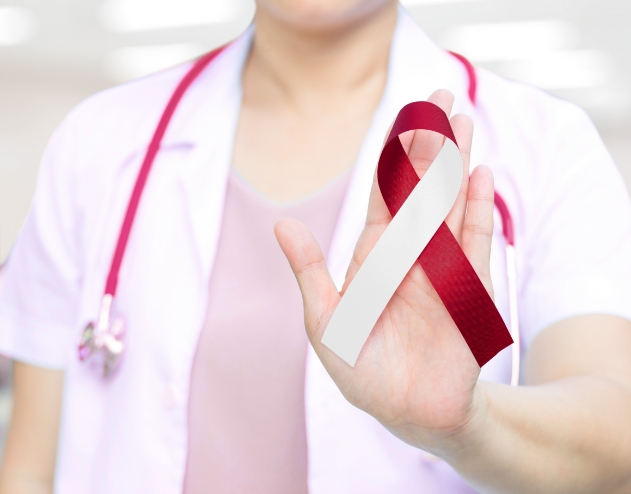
[
  {"x1": 99, "y1": 0, "x2": 250, "y2": 32},
  {"x1": 104, "y1": 43, "x2": 206, "y2": 82},
  {"x1": 442, "y1": 19, "x2": 578, "y2": 62},
  {"x1": 498, "y1": 50, "x2": 614, "y2": 89},
  {"x1": 0, "y1": 6, "x2": 36, "y2": 46},
  {"x1": 401, "y1": 0, "x2": 485, "y2": 5},
  {"x1": 567, "y1": 88, "x2": 630, "y2": 111}
]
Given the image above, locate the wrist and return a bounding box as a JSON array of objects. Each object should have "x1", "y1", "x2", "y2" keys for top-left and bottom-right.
[{"x1": 430, "y1": 381, "x2": 491, "y2": 461}]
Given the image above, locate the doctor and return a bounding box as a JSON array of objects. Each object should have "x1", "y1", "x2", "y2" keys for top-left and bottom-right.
[{"x1": 1, "y1": 0, "x2": 631, "y2": 493}]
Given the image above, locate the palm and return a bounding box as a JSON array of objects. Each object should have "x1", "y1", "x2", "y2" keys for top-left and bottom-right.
[
  {"x1": 276, "y1": 90, "x2": 494, "y2": 451},
  {"x1": 327, "y1": 246, "x2": 480, "y2": 447}
]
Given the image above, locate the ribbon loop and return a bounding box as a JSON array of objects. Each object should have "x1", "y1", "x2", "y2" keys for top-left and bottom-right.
[
  {"x1": 321, "y1": 101, "x2": 512, "y2": 367},
  {"x1": 386, "y1": 101, "x2": 457, "y2": 146}
]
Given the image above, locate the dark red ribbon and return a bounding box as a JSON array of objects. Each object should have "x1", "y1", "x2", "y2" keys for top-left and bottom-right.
[{"x1": 378, "y1": 101, "x2": 513, "y2": 367}]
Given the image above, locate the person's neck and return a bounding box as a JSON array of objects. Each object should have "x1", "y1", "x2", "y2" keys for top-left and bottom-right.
[{"x1": 244, "y1": 3, "x2": 398, "y2": 112}]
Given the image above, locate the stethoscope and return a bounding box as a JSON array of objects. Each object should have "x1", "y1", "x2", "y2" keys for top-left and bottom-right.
[
  {"x1": 77, "y1": 46, "x2": 229, "y2": 377},
  {"x1": 78, "y1": 47, "x2": 521, "y2": 385},
  {"x1": 494, "y1": 191, "x2": 520, "y2": 386}
]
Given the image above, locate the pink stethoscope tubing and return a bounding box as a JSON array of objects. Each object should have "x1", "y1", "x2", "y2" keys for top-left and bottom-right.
[
  {"x1": 77, "y1": 46, "x2": 228, "y2": 376},
  {"x1": 494, "y1": 192, "x2": 520, "y2": 386},
  {"x1": 80, "y1": 47, "x2": 521, "y2": 385}
]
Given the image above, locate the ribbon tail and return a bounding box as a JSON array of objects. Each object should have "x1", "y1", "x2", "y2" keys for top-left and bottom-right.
[{"x1": 419, "y1": 222, "x2": 514, "y2": 367}]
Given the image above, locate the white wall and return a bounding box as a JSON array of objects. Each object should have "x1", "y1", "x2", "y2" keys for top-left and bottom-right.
[{"x1": 602, "y1": 127, "x2": 631, "y2": 192}]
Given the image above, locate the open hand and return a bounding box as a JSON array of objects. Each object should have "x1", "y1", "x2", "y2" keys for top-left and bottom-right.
[{"x1": 275, "y1": 89, "x2": 495, "y2": 455}]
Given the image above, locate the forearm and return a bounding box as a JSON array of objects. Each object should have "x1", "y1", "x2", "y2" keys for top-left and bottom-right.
[
  {"x1": 0, "y1": 363, "x2": 63, "y2": 494},
  {"x1": 445, "y1": 377, "x2": 631, "y2": 494},
  {"x1": 0, "y1": 476, "x2": 54, "y2": 494}
]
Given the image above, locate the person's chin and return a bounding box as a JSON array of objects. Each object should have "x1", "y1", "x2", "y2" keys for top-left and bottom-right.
[{"x1": 255, "y1": 0, "x2": 396, "y2": 32}]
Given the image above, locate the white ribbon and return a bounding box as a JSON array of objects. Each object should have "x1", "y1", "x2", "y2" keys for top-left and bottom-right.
[{"x1": 321, "y1": 139, "x2": 463, "y2": 366}]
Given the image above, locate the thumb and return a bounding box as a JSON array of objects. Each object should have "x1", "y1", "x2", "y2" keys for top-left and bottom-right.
[{"x1": 274, "y1": 218, "x2": 340, "y2": 342}]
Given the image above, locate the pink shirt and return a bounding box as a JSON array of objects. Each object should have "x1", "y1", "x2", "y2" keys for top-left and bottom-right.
[{"x1": 184, "y1": 170, "x2": 351, "y2": 493}]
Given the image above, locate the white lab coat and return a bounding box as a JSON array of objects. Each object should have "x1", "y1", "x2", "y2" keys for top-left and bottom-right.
[{"x1": 1, "y1": 7, "x2": 630, "y2": 494}]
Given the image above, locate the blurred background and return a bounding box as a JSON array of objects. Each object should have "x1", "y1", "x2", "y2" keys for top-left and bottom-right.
[
  {"x1": 0, "y1": 0, "x2": 629, "y2": 448},
  {"x1": 1, "y1": 0, "x2": 630, "y2": 261}
]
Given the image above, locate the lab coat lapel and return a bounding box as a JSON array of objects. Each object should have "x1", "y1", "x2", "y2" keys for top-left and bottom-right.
[
  {"x1": 170, "y1": 29, "x2": 252, "y2": 279},
  {"x1": 306, "y1": 8, "x2": 475, "y2": 492}
]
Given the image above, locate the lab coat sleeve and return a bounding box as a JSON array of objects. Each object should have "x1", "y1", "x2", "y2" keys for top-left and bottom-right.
[
  {"x1": 518, "y1": 104, "x2": 631, "y2": 345},
  {"x1": 0, "y1": 115, "x2": 83, "y2": 369}
]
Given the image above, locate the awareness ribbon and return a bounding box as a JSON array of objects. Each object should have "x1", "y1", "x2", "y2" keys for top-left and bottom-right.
[{"x1": 321, "y1": 102, "x2": 513, "y2": 367}]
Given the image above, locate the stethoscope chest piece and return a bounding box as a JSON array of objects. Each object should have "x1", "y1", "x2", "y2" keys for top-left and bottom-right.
[{"x1": 78, "y1": 295, "x2": 125, "y2": 378}]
